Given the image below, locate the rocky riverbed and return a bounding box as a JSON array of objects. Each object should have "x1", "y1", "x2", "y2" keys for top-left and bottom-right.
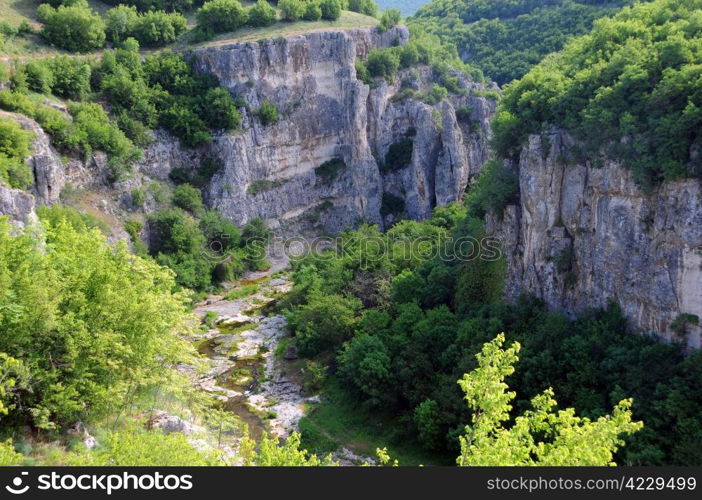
[{"x1": 191, "y1": 272, "x2": 315, "y2": 442}]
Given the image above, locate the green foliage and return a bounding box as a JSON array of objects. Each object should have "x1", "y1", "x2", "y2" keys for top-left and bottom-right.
[
  {"x1": 383, "y1": 138, "x2": 413, "y2": 171},
  {"x1": 365, "y1": 48, "x2": 400, "y2": 80},
  {"x1": 411, "y1": 0, "x2": 626, "y2": 85},
  {"x1": 314, "y1": 158, "x2": 346, "y2": 183},
  {"x1": 256, "y1": 100, "x2": 279, "y2": 125},
  {"x1": 464, "y1": 159, "x2": 519, "y2": 218},
  {"x1": 493, "y1": 0, "x2": 702, "y2": 184},
  {"x1": 279, "y1": 0, "x2": 305, "y2": 22},
  {"x1": 0, "y1": 117, "x2": 33, "y2": 189},
  {"x1": 196, "y1": 0, "x2": 248, "y2": 33},
  {"x1": 37, "y1": 204, "x2": 110, "y2": 234},
  {"x1": 379, "y1": 8, "x2": 401, "y2": 32},
  {"x1": 0, "y1": 439, "x2": 23, "y2": 466},
  {"x1": 242, "y1": 432, "x2": 336, "y2": 466},
  {"x1": 380, "y1": 192, "x2": 405, "y2": 217},
  {"x1": 73, "y1": 427, "x2": 214, "y2": 466},
  {"x1": 285, "y1": 290, "x2": 362, "y2": 357},
  {"x1": 172, "y1": 183, "x2": 204, "y2": 214},
  {"x1": 247, "y1": 0, "x2": 277, "y2": 28},
  {"x1": 302, "y1": 1, "x2": 323, "y2": 21},
  {"x1": 319, "y1": 0, "x2": 342, "y2": 21},
  {"x1": 105, "y1": 6, "x2": 187, "y2": 47},
  {"x1": 37, "y1": 1, "x2": 106, "y2": 52},
  {"x1": 348, "y1": 0, "x2": 378, "y2": 17},
  {"x1": 0, "y1": 216, "x2": 195, "y2": 427},
  {"x1": 457, "y1": 334, "x2": 642, "y2": 465}
]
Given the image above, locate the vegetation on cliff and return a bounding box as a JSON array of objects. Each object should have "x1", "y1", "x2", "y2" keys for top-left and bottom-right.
[{"x1": 493, "y1": 0, "x2": 702, "y2": 186}]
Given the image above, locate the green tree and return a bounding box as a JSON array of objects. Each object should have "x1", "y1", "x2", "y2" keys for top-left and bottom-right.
[
  {"x1": 37, "y1": 1, "x2": 106, "y2": 52},
  {"x1": 247, "y1": 0, "x2": 277, "y2": 27},
  {"x1": 196, "y1": 0, "x2": 247, "y2": 33},
  {"x1": 302, "y1": 1, "x2": 322, "y2": 21},
  {"x1": 319, "y1": 0, "x2": 341, "y2": 21},
  {"x1": 457, "y1": 334, "x2": 642, "y2": 466},
  {"x1": 379, "y1": 8, "x2": 401, "y2": 32},
  {"x1": 172, "y1": 183, "x2": 204, "y2": 215},
  {"x1": 279, "y1": 0, "x2": 305, "y2": 22}
]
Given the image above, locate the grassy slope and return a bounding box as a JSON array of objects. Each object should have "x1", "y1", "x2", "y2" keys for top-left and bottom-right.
[{"x1": 188, "y1": 11, "x2": 378, "y2": 48}]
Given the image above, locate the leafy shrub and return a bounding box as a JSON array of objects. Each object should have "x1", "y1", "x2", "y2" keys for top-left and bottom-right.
[
  {"x1": 464, "y1": 159, "x2": 519, "y2": 218},
  {"x1": 37, "y1": 1, "x2": 106, "y2": 52},
  {"x1": 279, "y1": 0, "x2": 305, "y2": 22},
  {"x1": 0, "y1": 117, "x2": 33, "y2": 189},
  {"x1": 105, "y1": 4, "x2": 139, "y2": 43},
  {"x1": 380, "y1": 192, "x2": 405, "y2": 217},
  {"x1": 247, "y1": 0, "x2": 277, "y2": 27},
  {"x1": 23, "y1": 61, "x2": 55, "y2": 94},
  {"x1": 130, "y1": 10, "x2": 187, "y2": 47},
  {"x1": 365, "y1": 48, "x2": 400, "y2": 80},
  {"x1": 379, "y1": 8, "x2": 401, "y2": 32},
  {"x1": 314, "y1": 158, "x2": 345, "y2": 183},
  {"x1": 172, "y1": 183, "x2": 204, "y2": 214},
  {"x1": 256, "y1": 100, "x2": 278, "y2": 125},
  {"x1": 319, "y1": 0, "x2": 341, "y2": 21},
  {"x1": 196, "y1": 0, "x2": 247, "y2": 33},
  {"x1": 347, "y1": 0, "x2": 377, "y2": 17},
  {"x1": 382, "y1": 138, "x2": 413, "y2": 172},
  {"x1": 302, "y1": 1, "x2": 322, "y2": 21},
  {"x1": 423, "y1": 83, "x2": 448, "y2": 104}
]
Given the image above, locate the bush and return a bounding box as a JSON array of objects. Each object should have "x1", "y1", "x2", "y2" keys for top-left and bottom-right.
[
  {"x1": 38, "y1": 1, "x2": 106, "y2": 52},
  {"x1": 105, "y1": 4, "x2": 139, "y2": 43},
  {"x1": 199, "y1": 87, "x2": 242, "y2": 130},
  {"x1": 256, "y1": 100, "x2": 278, "y2": 125},
  {"x1": 464, "y1": 159, "x2": 519, "y2": 218},
  {"x1": 319, "y1": 0, "x2": 341, "y2": 21},
  {"x1": 279, "y1": 0, "x2": 305, "y2": 22},
  {"x1": 347, "y1": 0, "x2": 377, "y2": 17},
  {"x1": 383, "y1": 138, "x2": 413, "y2": 171},
  {"x1": 172, "y1": 183, "x2": 204, "y2": 214},
  {"x1": 0, "y1": 117, "x2": 33, "y2": 189},
  {"x1": 379, "y1": 8, "x2": 401, "y2": 32},
  {"x1": 131, "y1": 10, "x2": 187, "y2": 47},
  {"x1": 247, "y1": 0, "x2": 277, "y2": 27},
  {"x1": 365, "y1": 48, "x2": 400, "y2": 80},
  {"x1": 46, "y1": 56, "x2": 92, "y2": 100},
  {"x1": 23, "y1": 61, "x2": 54, "y2": 94},
  {"x1": 380, "y1": 192, "x2": 405, "y2": 217},
  {"x1": 314, "y1": 158, "x2": 345, "y2": 183},
  {"x1": 302, "y1": 1, "x2": 322, "y2": 21},
  {"x1": 196, "y1": 0, "x2": 247, "y2": 33}
]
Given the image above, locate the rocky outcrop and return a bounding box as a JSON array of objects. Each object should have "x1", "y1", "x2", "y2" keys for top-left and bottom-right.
[
  {"x1": 190, "y1": 26, "x2": 495, "y2": 234},
  {"x1": 0, "y1": 111, "x2": 65, "y2": 225},
  {"x1": 491, "y1": 130, "x2": 702, "y2": 348}
]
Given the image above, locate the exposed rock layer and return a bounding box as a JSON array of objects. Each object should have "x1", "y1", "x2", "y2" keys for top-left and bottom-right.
[
  {"x1": 190, "y1": 26, "x2": 494, "y2": 233},
  {"x1": 490, "y1": 130, "x2": 702, "y2": 347}
]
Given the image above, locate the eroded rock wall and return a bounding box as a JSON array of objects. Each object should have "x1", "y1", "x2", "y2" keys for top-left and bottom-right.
[{"x1": 490, "y1": 130, "x2": 702, "y2": 347}]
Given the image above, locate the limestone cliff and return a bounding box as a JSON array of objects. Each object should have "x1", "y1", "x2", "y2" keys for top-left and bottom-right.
[
  {"x1": 190, "y1": 26, "x2": 495, "y2": 233},
  {"x1": 490, "y1": 130, "x2": 702, "y2": 348}
]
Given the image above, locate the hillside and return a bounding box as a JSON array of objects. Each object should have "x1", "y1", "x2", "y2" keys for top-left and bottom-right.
[{"x1": 410, "y1": 0, "x2": 633, "y2": 85}]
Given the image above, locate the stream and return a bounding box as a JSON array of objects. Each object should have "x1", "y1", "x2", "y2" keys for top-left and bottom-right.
[{"x1": 191, "y1": 269, "x2": 314, "y2": 443}]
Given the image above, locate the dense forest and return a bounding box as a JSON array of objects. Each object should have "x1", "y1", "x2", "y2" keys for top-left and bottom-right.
[
  {"x1": 410, "y1": 0, "x2": 634, "y2": 84},
  {"x1": 285, "y1": 167, "x2": 702, "y2": 465}
]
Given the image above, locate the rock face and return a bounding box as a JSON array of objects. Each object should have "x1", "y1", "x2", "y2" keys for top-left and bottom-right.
[
  {"x1": 490, "y1": 130, "x2": 702, "y2": 348},
  {"x1": 191, "y1": 26, "x2": 494, "y2": 234},
  {"x1": 0, "y1": 111, "x2": 65, "y2": 225}
]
